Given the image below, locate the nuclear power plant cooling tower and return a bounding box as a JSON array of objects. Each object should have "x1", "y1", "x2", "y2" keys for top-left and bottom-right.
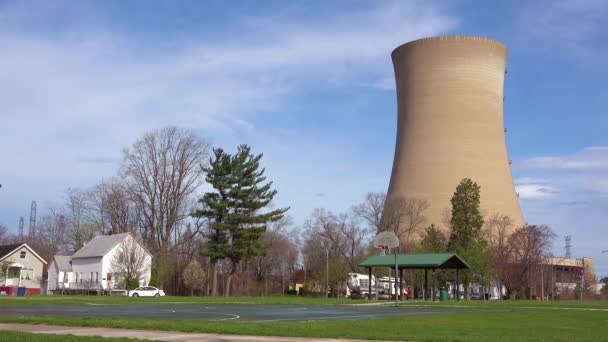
[{"x1": 384, "y1": 36, "x2": 524, "y2": 232}]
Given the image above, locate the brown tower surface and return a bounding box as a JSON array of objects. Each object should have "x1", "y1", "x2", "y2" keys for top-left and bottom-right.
[{"x1": 384, "y1": 36, "x2": 524, "y2": 233}]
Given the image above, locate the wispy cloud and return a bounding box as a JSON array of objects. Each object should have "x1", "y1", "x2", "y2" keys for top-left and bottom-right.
[
  {"x1": 514, "y1": 178, "x2": 559, "y2": 199},
  {"x1": 518, "y1": 0, "x2": 608, "y2": 62},
  {"x1": 0, "y1": 1, "x2": 456, "y2": 226},
  {"x1": 516, "y1": 146, "x2": 608, "y2": 171}
]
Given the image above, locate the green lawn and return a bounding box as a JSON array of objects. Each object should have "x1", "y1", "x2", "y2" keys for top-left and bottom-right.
[{"x1": 0, "y1": 331, "x2": 142, "y2": 341}]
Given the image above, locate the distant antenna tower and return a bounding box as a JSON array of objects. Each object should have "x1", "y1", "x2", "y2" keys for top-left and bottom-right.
[
  {"x1": 18, "y1": 216, "x2": 24, "y2": 240},
  {"x1": 29, "y1": 200, "x2": 37, "y2": 237},
  {"x1": 565, "y1": 235, "x2": 572, "y2": 259}
]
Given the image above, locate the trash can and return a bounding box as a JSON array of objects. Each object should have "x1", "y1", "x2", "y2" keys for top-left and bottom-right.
[
  {"x1": 439, "y1": 288, "x2": 449, "y2": 301},
  {"x1": 17, "y1": 287, "x2": 26, "y2": 297}
]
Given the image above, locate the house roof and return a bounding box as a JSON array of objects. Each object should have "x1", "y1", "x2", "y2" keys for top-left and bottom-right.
[
  {"x1": 0, "y1": 244, "x2": 22, "y2": 259},
  {"x1": 72, "y1": 233, "x2": 130, "y2": 259},
  {"x1": 359, "y1": 253, "x2": 470, "y2": 270},
  {"x1": 0, "y1": 243, "x2": 48, "y2": 264},
  {"x1": 53, "y1": 255, "x2": 73, "y2": 272}
]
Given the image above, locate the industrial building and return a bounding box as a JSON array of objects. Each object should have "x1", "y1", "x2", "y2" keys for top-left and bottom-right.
[{"x1": 384, "y1": 36, "x2": 524, "y2": 232}]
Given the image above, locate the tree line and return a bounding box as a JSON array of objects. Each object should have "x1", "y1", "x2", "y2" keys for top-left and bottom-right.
[{"x1": 0, "y1": 127, "x2": 596, "y2": 298}]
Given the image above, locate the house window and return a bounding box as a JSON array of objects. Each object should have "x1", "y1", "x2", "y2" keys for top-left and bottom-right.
[{"x1": 20, "y1": 251, "x2": 26, "y2": 259}]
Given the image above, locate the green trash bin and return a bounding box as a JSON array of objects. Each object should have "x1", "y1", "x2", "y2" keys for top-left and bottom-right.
[{"x1": 439, "y1": 288, "x2": 449, "y2": 301}]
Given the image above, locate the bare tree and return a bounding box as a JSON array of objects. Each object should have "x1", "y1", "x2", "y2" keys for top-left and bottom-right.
[
  {"x1": 501, "y1": 224, "x2": 556, "y2": 299},
  {"x1": 121, "y1": 126, "x2": 210, "y2": 287},
  {"x1": 304, "y1": 209, "x2": 370, "y2": 273},
  {"x1": 484, "y1": 213, "x2": 514, "y2": 298},
  {"x1": 37, "y1": 208, "x2": 69, "y2": 255},
  {"x1": 64, "y1": 187, "x2": 95, "y2": 252},
  {"x1": 183, "y1": 259, "x2": 207, "y2": 296},
  {"x1": 352, "y1": 192, "x2": 385, "y2": 234},
  {"x1": 381, "y1": 197, "x2": 430, "y2": 251},
  {"x1": 93, "y1": 179, "x2": 138, "y2": 234},
  {"x1": 111, "y1": 235, "x2": 151, "y2": 292},
  {"x1": 0, "y1": 224, "x2": 8, "y2": 244},
  {"x1": 484, "y1": 213, "x2": 513, "y2": 250},
  {"x1": 253, "y1": 216, "x2": 298, "y2": 295}
]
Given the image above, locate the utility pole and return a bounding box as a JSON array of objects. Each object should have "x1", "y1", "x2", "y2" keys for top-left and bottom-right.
[
  {"x1": 580, "y1": 257, "x2": 585, "y2": 303},
  {"x1": 540, "y1": 264, "x2": 544, "y2": 301}
]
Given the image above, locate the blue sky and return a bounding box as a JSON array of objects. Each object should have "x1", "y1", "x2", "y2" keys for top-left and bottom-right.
[{"x1": 0, "y1": 0, "x2": 606, "y2": 275}]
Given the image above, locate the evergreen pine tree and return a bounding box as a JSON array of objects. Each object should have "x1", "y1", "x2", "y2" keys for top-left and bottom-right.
[
  {"x1": 193, "y1": 145, "x2": 289, "y2": 296},
  {"x1": 192, "y1": 148, "x2": 232, "y2": 296},
  {"x1": 448, "y1": 178, "x2": 484, "y2": 251},
  {"x1": 448, "y1": 178, "x2": 488, "y2": 299},
  {"x1": 223, "y1": 145, "x2": 289, "y2": 296}
]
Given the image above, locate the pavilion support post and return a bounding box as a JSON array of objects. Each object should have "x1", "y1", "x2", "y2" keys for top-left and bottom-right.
[
  {"x1": 424, "y1": 268, "x2": 428, "y2": 301},
  {"x1": 368, "y1": 267, "x2": 372, "y2": 300},
  {"x1": 456, "y1": 267, "x2": 460, "y2": 302},
  {"x1": 432, "y1": 268, "x2": 436, "y2": 301},
  {"x1": 399, "y1": 268, "x2": 404, "y2": 301}
]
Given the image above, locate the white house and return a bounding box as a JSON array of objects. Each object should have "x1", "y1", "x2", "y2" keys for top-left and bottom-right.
[
  {"x1": 0, "y1": 243, "x2": 47, "y2": 295},
  {"x1": 46, "y1": 255, "x2": 74, "y2": 294},
  {"x1": 47, "y1": 233, "x2": 152, "y2": 294}
]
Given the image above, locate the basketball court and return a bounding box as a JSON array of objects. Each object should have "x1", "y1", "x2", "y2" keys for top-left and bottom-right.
[{"x1": 0, "y1": 303, "x2": 505, "y2": 322}]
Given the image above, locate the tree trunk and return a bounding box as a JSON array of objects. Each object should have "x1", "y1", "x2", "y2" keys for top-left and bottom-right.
[
  {"x1": 225, "y1": 274, "x2": 233, "y2": 297},
  {"x1": 211, "y1": 261, "x2": 218, "y2": 296}
]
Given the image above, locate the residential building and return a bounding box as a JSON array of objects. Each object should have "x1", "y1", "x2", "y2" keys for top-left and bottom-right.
[
  {"x1": 47, "y1": 232, "x2": 152, "y2": 294},
  {"x1": 0, "y1": 243, "x2": 47, "y2": 295}
]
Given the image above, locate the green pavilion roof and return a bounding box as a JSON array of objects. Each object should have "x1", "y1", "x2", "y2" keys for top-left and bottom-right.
[{"x1": 359, "y1": 253, "x2": 470, "y2": 270}]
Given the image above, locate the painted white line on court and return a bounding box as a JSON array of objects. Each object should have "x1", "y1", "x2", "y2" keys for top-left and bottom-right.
[{"x1": 209, "y1": 312, "x2": 241, "y2": 321}]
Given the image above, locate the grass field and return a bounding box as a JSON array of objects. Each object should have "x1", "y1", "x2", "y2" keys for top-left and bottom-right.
[
  {"x1": 1, "y1": 296, "x2": 607, "y2": 341},
  {"x1": 2, "y1": 294, "x2": 608, "y2": 308},
  {"x1": 0, "y1": 331, "x2": 142, "y2": 341}
]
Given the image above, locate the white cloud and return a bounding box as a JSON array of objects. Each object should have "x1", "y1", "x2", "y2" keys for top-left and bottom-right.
[
  {"x1": 0, "y1": 1, "x2": 456, "y2": 226},
  {"x1": 514, "y1": 178, "x2": 559, "y2": 199},
  {"x1": 516, "y1": 184, "x2": 559, "y2": 199},
  {"x1": 516, "y1": 146, "x2": 608, "y2": 171}
]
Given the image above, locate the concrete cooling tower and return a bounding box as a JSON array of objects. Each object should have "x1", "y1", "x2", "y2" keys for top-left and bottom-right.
[{"x1": 384, "y1": 36, "x2": 524, "y2": 233}]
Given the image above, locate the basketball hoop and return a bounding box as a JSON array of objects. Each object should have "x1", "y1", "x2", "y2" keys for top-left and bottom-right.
[
  {"x1": 373, "y1": 231, "x2": 400, "y2": 306},
  {"x1": 374, "y1": 231, "x2": 399, "y2": 252}
]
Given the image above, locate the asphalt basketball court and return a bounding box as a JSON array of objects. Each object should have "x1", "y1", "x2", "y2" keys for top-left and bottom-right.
[{"x1": 0, "y1": 303, "x2": 506, "y2": 322}]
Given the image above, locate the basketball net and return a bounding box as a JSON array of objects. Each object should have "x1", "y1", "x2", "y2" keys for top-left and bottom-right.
[{"x1": 378, "y1": 245, "x2": 388, "y2": 256}]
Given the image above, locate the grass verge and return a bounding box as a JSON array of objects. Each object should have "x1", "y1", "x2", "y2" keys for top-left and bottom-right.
[
  {"x1": 0, "y1": 330, "x2": 143, "y2": 341},
  {"x1": 1, "y1": 308, "x2": 607, "y2": 342}
]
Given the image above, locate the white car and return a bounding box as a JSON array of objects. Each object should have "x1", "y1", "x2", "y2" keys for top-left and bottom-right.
[{"x1": 130, "y1": 286, "x2": 165, "y2": 297}]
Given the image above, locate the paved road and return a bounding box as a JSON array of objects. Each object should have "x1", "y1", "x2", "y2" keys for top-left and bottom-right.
[{"x1": 0, "y1": 304, "x2": 502, "y2": 322}]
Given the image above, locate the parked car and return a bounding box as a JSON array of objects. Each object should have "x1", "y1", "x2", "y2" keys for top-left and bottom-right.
[
  {"x1": 470, "y1": 292, "x2": 482, "y2": 300},
  {"x1": 130, "y1": 286, "x2": 165, "y2": 297}
]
